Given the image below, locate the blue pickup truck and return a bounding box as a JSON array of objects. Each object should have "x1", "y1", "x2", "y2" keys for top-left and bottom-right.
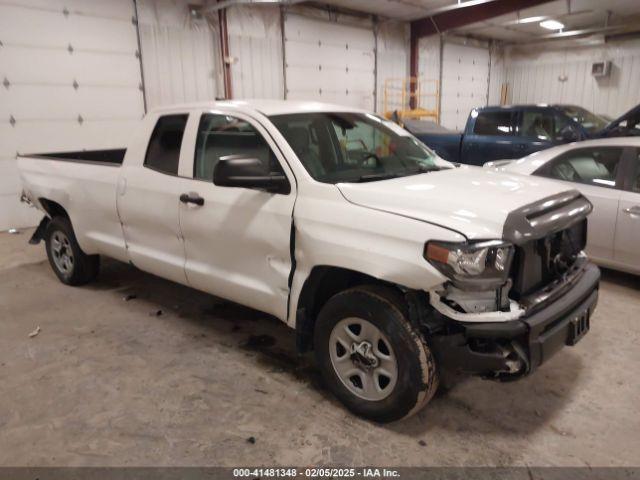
[{"x1": 407, "y1": 103, "x2": 640, "y2": 165}]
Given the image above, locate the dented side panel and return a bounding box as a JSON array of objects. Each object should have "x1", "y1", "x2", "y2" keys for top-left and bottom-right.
[{"x1": 287, "y1": 182, "x2": 463, "y2": 328}]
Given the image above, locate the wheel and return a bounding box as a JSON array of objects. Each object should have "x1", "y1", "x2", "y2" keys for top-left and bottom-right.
[
  {"x1": 45, "y1": 216, "x2": 99, "y2": 285},
  {"x1": 314, "y1": 285, "x2": 438, "y2": 423}
]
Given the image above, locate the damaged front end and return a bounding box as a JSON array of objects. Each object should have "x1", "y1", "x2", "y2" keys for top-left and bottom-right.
[{"x1": 418, "y1": 191, "x2": 600, "y2": 381}]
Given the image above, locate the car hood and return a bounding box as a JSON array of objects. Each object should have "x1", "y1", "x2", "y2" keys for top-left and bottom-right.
[{"x1": 336, "y1": 166, "x2": 574, "y2": 240}]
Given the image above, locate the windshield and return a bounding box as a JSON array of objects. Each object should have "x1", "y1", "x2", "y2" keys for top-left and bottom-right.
[
  {"x1": 270, "y1": 112, "x2": 446, "y2": 183},
  {"x1": 557, "y1": 105, "x2": 608, "y2": 133}
]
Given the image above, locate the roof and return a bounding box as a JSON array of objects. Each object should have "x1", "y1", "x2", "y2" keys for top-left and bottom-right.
[
  {"x1": 475, "y1": 104, "x2": 569, "y2": 111},
  {"x1": 150, "y1": 99, "x2": 368, "y2": 116}
]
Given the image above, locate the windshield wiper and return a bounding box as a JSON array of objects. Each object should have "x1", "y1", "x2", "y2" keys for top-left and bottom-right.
[
  {"x1": 351, "y1": 165, "x2": 440, "y2": 183},
  {"x1": 354, "y1": 172, "x2": 401, "y2": 182},
  {"x1": 401, "y1": 165, "x2": 440, "y2": 176}
]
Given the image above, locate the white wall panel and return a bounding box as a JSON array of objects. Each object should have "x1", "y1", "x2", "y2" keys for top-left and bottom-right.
[
  {"x1": 227, "y1": 5, "x2": 284, "y2": 100},
  {"x1": 138, "y1": 0, "x2": 222, "y2": 110},
  {"x1": 418, "y1": 35, "x2": 440, "y2": 81},
  {"x1": 376, "y1": 21, "x2": 408, "y2": 113},
  {"x1": 0, "y1": 0, "x2": 144, "y2": 230},
  {"x1": 284, "y1": 13, "x2": 375, "y2": 110},
  {"x1": 440, "y1": 41, "x2": 489, "y2": 131},
  {"x1": 505, "y1": 39, "x2": 640, "y2": 118}
]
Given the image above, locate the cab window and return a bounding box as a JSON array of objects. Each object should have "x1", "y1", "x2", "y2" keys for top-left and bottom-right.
[
  {"x1": 194, "y1": 114, "x2": 283, "y2": 181},
  {"x1": 472, "y1": 111, "x2": 515, "y2": 136},
  {"x1": 536, "y1": 147, "x2": 624, "y2": 188},
  {"x1": 144, "y1": 114, "x2": 188, "y2": 175},
  {"x1": 520, "y1": 111, "x2": 574, "y2": 141}
]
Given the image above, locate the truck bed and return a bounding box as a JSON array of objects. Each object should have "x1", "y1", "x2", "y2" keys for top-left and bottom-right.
[
  {"x1": 403, "y1": 120, "x2": 463, "y2": 162},
  {"x1": 25, "y1": 149, "x2": 126, "y2": 166},
  {"x1": 18, "y1": 150, "x2": 128, "y2": 263}
]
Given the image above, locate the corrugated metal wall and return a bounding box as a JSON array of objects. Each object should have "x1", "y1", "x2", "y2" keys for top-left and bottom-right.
[
  {"x1": 488, "y1": 44, "x2": 506, "y2": 106},
  {"x1": 138, "y1": 0, "x2": 223, "y2": 110},
  {"x1": 376, "y1": 21, "x2": 409, "y2": 114},
  {"x1": 505, "y1": 38, "x2": 640, "y2": 117},
  {"x1": 227, "y1": 5, "x2": 284, "y2": 100}
]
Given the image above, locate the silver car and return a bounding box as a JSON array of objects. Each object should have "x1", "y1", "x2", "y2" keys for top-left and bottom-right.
[{"x1": 485, "y1": 137, "x2": 640, "y2": 275}]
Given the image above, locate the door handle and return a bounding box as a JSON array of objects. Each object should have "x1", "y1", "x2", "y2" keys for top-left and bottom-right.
[
  {"x1": 179, "y1": 192, "x2": 204, "y2": 206},
  {"x1": 623, "y1": 205, "x2": 640, "y2": 216}
]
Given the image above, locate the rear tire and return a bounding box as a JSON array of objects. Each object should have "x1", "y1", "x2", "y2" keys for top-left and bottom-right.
[
  {"x1": 45, "y1": 216, "x2": 99, "y2": 285},
  {"x1": 314, "y1": 285, "x2": 438, "y2": 423}
]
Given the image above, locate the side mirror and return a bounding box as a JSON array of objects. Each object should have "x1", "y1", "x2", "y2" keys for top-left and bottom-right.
[{"x1": 213, "y1": 156, "x2": 290, "y2": 194}]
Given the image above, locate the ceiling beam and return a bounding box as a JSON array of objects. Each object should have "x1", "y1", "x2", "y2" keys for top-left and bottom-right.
[
  {"x1": 410, "y1": 0, "x2": 556, "y2": 39},
  {"x1": 504, "y1": 22, "x2": 640, "y2": 44}
]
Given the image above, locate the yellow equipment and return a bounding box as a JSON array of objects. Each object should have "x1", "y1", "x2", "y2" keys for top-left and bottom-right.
[{"x1": 382, "y1": 77, "x2": 440, "y2": 125}]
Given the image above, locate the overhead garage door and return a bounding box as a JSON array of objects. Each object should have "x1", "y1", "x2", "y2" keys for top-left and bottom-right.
[
  {"x1": 0, "y1": 0, "x2": 145, "y2": 230},
  {"x1": 440, "y1": 42, "x2": 489, "y2": 131},
  {"x1": 284, "y1": 13, "x2": 375, "y2": 110}
]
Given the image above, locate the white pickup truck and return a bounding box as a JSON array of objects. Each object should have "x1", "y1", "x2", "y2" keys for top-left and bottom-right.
[{"x1": 18, "y1": 100, "x2": 600, "y2": 422}]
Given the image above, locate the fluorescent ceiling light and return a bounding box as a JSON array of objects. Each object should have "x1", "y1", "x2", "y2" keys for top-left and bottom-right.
[
  {"x1": 540, "y1": 19, "x2": 565, "y2": 30},
  {"x1": 518, "y1": 16, "x2": 546, "y2": 24}
]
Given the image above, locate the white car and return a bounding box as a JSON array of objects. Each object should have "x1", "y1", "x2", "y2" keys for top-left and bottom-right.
[
  {"x1": 485, "y1": 137, "x2": 640, "y2": 275},
  {"x1": 18, "y1": 100, "x2": 599, "y2": 422}
]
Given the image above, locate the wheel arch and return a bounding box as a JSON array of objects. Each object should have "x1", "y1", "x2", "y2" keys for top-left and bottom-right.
[
  {"x1": 39, "y1": 198, "x2": 70, "y2": 220},
  {"x1": 294, "y1": 265, "x2": 405, "y2": 353}
]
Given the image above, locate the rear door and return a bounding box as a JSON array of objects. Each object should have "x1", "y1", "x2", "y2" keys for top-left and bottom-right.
[
  {"x1": 461, "y1": 109, "x2": 518, "y2": 165},
  {"x1": 613, "y1": 147, "x2": 640, "y2": 271},
  {"x1": 534, "y1": 146, "x2": 626, "y2": 263},
  {"x1": 178, "y1": 110, "x2": 297, "y2": 321},
  {"x1": 117, "y1": 113, "x2": 194, "y2": 285}
]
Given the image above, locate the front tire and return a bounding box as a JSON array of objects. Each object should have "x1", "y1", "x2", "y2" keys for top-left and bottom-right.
[
  {"x1": 45, "y1": 216, "x2": 99, "y2": 285},
  {"x1": 314, "y1": 285, "x2": 438, "y2": 423}
]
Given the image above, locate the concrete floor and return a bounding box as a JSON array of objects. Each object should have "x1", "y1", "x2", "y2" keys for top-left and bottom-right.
[{"x1": 1, "y1": 228, "x2": 639, "y2": 467}]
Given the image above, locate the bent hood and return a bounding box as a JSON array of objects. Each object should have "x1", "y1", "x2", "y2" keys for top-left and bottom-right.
[{"x1": 337, "y1": 166, "x2": 577, "y2": 241}]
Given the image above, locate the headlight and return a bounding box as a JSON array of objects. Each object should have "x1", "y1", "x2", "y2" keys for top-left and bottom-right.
[{"x1": 424, "y1": 240, "x2": 514, "y2": 289}]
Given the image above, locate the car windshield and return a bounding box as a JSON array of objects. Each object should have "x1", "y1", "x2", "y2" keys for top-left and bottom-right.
[
  {"x1": 270, "y1": 112, "x2": 446, "y2": 184},
  {"x1": 557, "y1": 106, "x2": 608, "y2": 134}
]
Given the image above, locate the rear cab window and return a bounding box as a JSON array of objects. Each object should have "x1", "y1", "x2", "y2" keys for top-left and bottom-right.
[{"x1": 144, "y1": 114, "x2": 189, "y2": 175}]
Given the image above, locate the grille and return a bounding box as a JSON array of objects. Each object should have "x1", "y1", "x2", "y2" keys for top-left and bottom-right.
[{"x1": 510, "y1": 219, "x2": 587, "y2": 299}]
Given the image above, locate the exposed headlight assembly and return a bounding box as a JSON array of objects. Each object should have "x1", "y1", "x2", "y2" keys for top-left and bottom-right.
[{"x1": 424, "y1": 240, "x2": 514, "y2": 290}]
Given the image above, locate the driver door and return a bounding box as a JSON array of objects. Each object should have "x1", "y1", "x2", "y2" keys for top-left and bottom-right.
[{"x1": 178, "y1": 111, "x2": 297, "y2": 321}]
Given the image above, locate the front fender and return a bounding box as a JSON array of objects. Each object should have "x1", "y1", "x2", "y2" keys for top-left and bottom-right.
[{"x1": 287, "y1": 185, "x2": 463, "y2": 327}]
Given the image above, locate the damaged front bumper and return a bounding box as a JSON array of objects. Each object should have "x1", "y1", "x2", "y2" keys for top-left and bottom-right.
[{"x1": 429, "y1": 262, "x2": 600, "y2": 380}]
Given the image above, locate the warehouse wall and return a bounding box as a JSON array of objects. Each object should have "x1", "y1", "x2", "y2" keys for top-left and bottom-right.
[
  {"x1": 440, "y1": 40, "x2": 489, "y2": 130},
  {"x1": 488, "y1": 44, "x2": 507, "y2": 106},
  {"x1": 376, "y1": 21, "x2": 409, "y2": 114},
  {"x1": 0, "y1": 0, "x2": 145, "y2": 231},
  {"x1": 283, "y1": 8, "x2": 376, "y2": 110},
  {"x1": 137, "y1": 0, "x2": 223, "y2": 110},
  {"x1": 418, "y1": 36, "x2": 491, "y2": 130},
  {"x1": 505, "y1": 38, "x2": 640, "y2": 118},
  {"x1": 227, "y1": 5, "x2": 283, "y2": 100}
]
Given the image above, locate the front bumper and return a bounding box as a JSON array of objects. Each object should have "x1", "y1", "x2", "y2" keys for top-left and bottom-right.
[{"x1": 430, "y1": 262, "x2": 600, "y2": 379}]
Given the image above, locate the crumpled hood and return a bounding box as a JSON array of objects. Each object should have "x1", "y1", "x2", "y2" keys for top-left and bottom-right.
[{"x1": 337, "y1": 166, "x2": 573, "y2": 240}]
